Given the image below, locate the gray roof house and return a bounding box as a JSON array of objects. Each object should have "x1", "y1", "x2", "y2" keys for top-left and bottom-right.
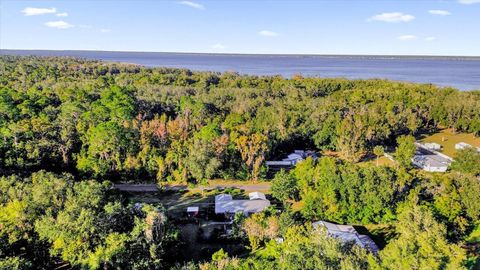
[
  {"x1": 266, "y1": 150, "x2": 317, "y2": 167},
  {"x1": 215, "y1": 192, "x2": 270, "y2": 215},
  {"x1": 312, "y1": 221, "x2": 379, "y2": 254},
  {"x1": 412, "y1": 142, "x2": 452, "y2": 172}
]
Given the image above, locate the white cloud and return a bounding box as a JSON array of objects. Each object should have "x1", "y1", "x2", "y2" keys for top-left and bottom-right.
[
  {"x1": 428, "y1": 10, "x2": 451, "y2": 15},
  {"x1": 100, "y1": 28, "x2": 111, "y2": 33},
  {"x1": 259, "y1": 30, "x2": 279, "y2": 37},
  {"x1": 397, "y1": 35, "x2": 417, "y2": 41},
  {"x1": 458, "y1": 0, "x2": 480, "y2": 4},
  {"x1": 425, "y1": 37, "x2": 437, "y2": 41},
  {"x1": 368, "y1": 12, "x2": 415, "y2": 23},
  {"x1": 179, "y1": 1, "x2": 205, "y2": 10},
  {"x1": 212, "y1": 43, "x2": 226, "y2": 49},
  {"x1": 45, "y1": 21, "x2": 74, "y2": 29},
  {"x1": 56, "y1": 12, "x2": 68, "y2": 17},
  {"x1": 22, "y1": 7, "x2": 56, "y2": 16}
]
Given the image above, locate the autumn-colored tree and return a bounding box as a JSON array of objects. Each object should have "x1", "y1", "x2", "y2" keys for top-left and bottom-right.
[
  {"x1": 235, "y1": 133, "x2": 268, "y2": 182},
  {"x1": 242, "y1": 211, "x2": 280, "y2": 250}
]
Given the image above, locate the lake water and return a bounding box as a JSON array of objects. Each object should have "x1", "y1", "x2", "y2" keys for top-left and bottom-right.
[{"x1": 2, "y1": 50, "x2": 480, "y2": 91}]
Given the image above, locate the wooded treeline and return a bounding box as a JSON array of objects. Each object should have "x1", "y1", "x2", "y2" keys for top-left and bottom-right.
[{"x1": 1, "y1": 55, "x2": 479, "y2": 183}]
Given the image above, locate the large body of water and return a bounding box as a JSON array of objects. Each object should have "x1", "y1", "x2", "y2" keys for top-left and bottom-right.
[{"x1": 2, "y1": 50, "x2": 480, "y2": 91}]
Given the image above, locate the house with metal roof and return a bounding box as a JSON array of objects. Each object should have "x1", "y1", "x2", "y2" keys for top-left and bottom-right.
[
  {"x1": 412, "y1": 142, "x2": 452, "y2": 172},
  {"x1": 266, "y1": 150, "x2": 318, "y2": 167},
  {"x1": 214, "y1": 192, "x2": 270, "y2": 216},
  {"x1": 312, "y1": 220, "x2": 379, "y2": 254}
]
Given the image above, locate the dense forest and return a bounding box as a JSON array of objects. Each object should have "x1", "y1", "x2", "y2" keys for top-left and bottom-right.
[{"x1": 0, "y1": 55, "x2": 479, "y2": 269}]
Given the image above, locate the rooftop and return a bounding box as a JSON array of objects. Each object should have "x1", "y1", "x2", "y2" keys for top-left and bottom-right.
[
  {"x1": 249, "y1": 191, "x2": 267, "y2": 200},
  {"x1": 215, "y1": 194, "x2": 233, "y2": 202},
  {"x1": 266, "y1": 150, "x2": 317, "y2": 167},
  {"x1": 215, "y1": 199, "x2": 271, "y2": 214},
  {"x1": 412, "y1": 144, "x2": 452, "y2": 172},
  {"x1": 215, "y1": 192, "x2": 270, "y2": 214},
  {"x1": 313, "y1": 221, "x2": 379, "y2": 254},
  {"x1": 187, "y1": 206, "x2": 199, "y2": 212}
]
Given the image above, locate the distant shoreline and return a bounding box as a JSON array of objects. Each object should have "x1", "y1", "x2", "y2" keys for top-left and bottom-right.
[
  {"x1": 2, "y1": 49, "x2": 479, "y2": 91},
  {"x1": 1, "y1": 49, "x2": 480, "y2": 61}
]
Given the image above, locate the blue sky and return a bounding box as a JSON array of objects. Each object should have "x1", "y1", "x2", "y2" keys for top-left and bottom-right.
[{"x1": 1, "y1": 0, "x2": 479, "y2": 55}]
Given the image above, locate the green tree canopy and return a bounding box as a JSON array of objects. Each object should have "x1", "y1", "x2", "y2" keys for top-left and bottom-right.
[
  {"x1": 451, "y1": 147, "x2": 480, "y2": 176},
  {"x1": 395, "y1": 135, "x2": 416, "y2": 168},
  {"x1": 379, "y1": 200, "x2": 466, "y2": 270}
]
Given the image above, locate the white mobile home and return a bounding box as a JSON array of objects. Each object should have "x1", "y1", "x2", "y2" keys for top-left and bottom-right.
[
  {"x1": 412, "y1": 155, "x2": 449, "y2": 172},
  {"x1": 412, "y1": 143, "x2": 452, "y2": 172}
]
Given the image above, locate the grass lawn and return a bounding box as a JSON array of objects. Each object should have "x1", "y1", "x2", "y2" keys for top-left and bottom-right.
[
  {"x1": 357, "y1": 156, "x2": 395, "y2": 167},
  {"x1": 419, "y1": 128, "x2": 480, "y2": 158}
]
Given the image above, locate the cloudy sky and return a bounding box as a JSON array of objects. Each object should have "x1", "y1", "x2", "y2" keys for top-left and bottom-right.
[{"x1": 1, "y1": 0, "x2": 479, "y2": 55}]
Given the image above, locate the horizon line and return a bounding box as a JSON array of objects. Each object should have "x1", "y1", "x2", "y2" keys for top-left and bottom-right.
[{"x1": 1, "y1": 48, "x2": 480, "y2": 59}]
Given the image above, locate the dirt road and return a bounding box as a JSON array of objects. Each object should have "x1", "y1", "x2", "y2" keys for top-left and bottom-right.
[{"x1": 114, "y1": 184, "x2": 159, "y2": 192}]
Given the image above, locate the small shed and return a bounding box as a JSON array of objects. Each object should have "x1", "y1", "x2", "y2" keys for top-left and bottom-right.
[
  {"x1": 455, "y1": 142, "x2": 472, "y2": 150},
  {"x1": 249, "y1": 192, "x2": 267, "y2": 200},
  {"x1": 187, "y1": 206, "x2": 199, "y2": 217},
  {"x1": 423, "y1": 142, "x2": 442, "y2": 151}
]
